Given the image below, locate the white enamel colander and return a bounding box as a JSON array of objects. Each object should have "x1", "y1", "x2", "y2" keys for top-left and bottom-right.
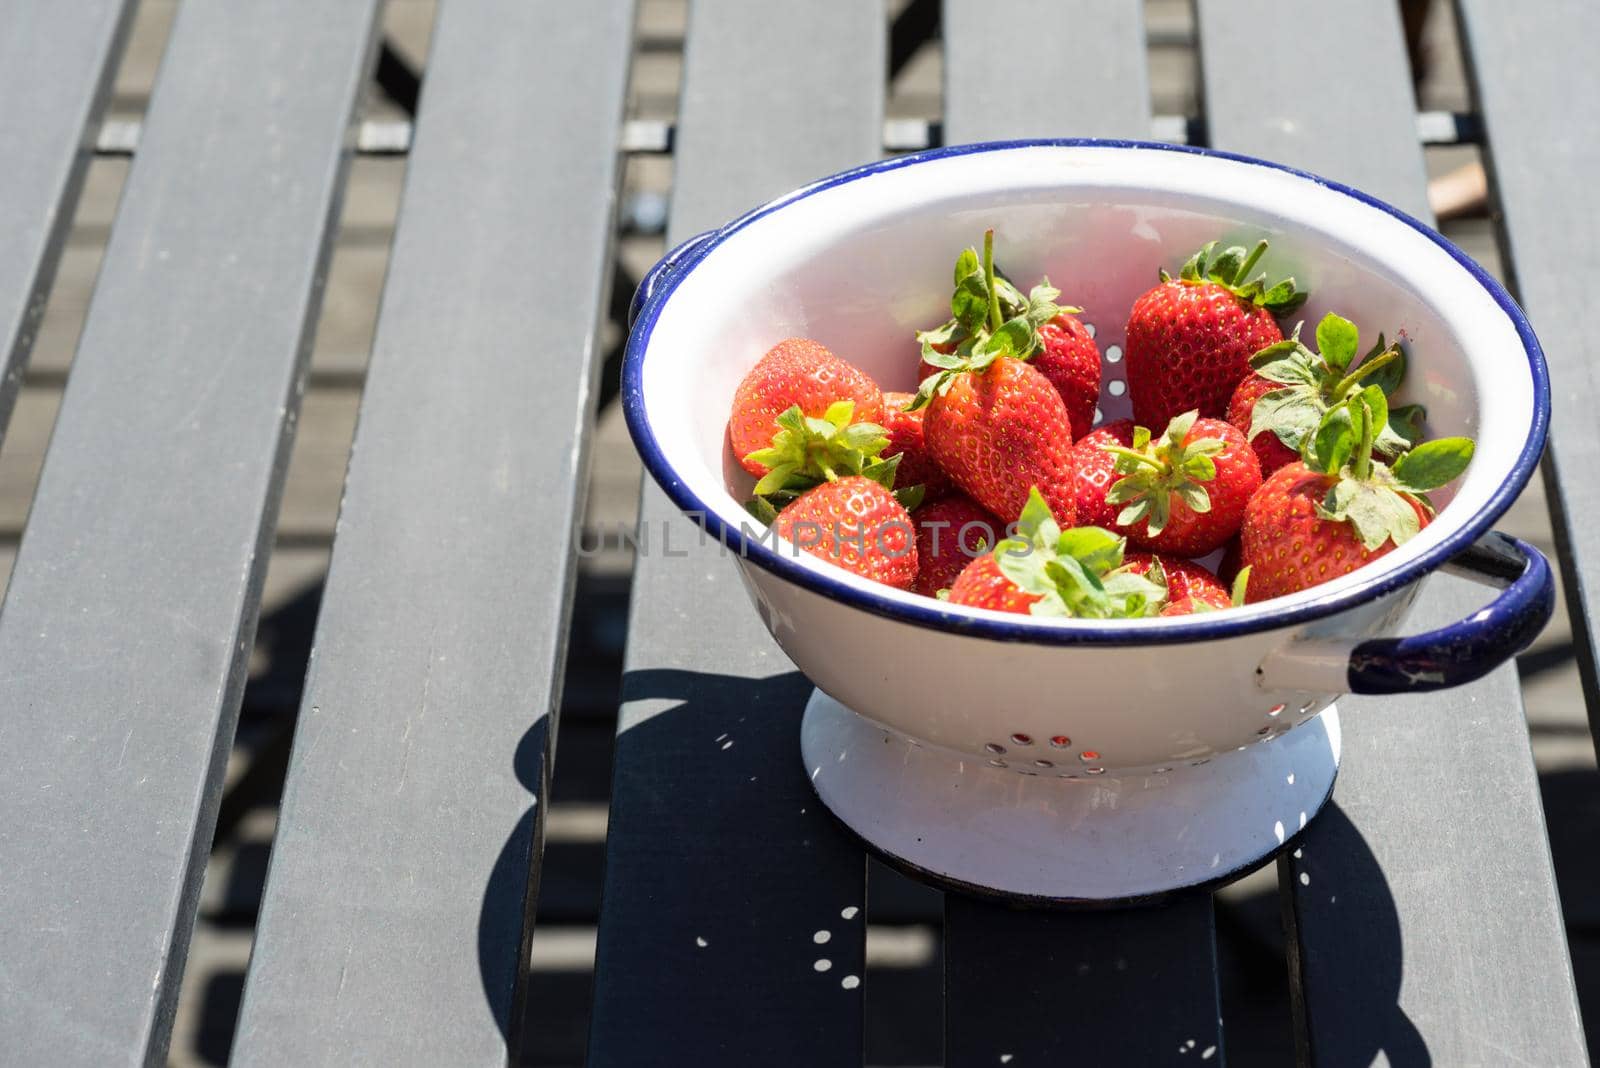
[{"x1": 623, "y1": 141, "x2": 1552, "y2": 902}]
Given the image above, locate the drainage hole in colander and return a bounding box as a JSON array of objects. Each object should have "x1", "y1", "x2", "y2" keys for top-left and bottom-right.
[
  {"x1": 1107, "y1": 379, "x2": 1126, "y2": 396},
  {"x1": 1105, "y1": 344, "x2": 1122, "y2": 363},
  {"x1": 1034, "y1": 759, "x2": 1053, "y2": 768},
  {"x1": 983, "y1": 742, "x2": 1006, "y2": 755},
  {"x1": 1268, "y1": 703, "x2": 1286, "y2": 717},
  {"x1": 1078, "y1": 749, "x2": 1101, "y2": 763},
  {"x1": 1049, "y1": 734, "x2": 1072, "y2": 749},
  {"x1": 1009, "y1": 732, "x2": 1032, "y2": 746},
  {"x1": 1085, "y1": 766, "x2": 1106, "y2": 775}
]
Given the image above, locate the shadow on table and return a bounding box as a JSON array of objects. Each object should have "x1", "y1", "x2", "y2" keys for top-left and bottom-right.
[
  {"x1": 172, "y1": 573, "x2": 1600, "y2": 1066},
  {"x1": 478, "y1": 716, "x2": 549, "y2": 1053},
  {"x1": 1282, "y1": 802, "x2": 1430, "y2": 1066},
  {"x1": 1227, "y1": 774, "x2": 1600, "y2": 1067},
  {"x1": 1542, "y1": 767, "x2": 1600, "y2": 1067},
  {"x1": 578, "y1": 666, "x2": 873, "y2": 1063},
  {"x1": 556, "y1": 666, "x2": 1426, "y2": 1068}
]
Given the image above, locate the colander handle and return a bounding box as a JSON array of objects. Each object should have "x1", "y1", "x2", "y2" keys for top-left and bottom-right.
[
  {"x1": 1257, "y1": 532, "x2": 1554, "y2": 694},
  {"x1": 628, "y1": 228, "x2": 720, "y2": 328}
]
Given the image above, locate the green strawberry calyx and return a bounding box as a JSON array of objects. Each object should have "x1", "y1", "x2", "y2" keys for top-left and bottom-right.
[
  {"x1": 1301, "y1": 387, "x2": 1475, "y2": 551},
  {"x1": 742, "y1": 400, "x2": 924, "y2": 524},
  {"x1": 1099, "y1": 410, "x2": 1227, "y2": 537},
  {"x1": 1248, "y1": 312, "x2": 1423, "y2": 458},
  {"x1": 992, "y1": 488, "x2": 1170, "y2": 619},
  {"x1": 908, "y1": 229, "x2": 1080, "y2": 412},
  {"x1": 1161, "y1": 238, "x2": 1309, "y2": 316}
]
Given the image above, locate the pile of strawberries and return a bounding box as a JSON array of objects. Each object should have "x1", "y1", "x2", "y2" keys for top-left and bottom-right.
[{"x1": 727, "y1": 230, "x2": 1475, "y2": 620}]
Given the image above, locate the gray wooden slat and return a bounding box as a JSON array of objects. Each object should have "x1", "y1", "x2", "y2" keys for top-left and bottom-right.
[
  {"x1": 1196, "y1": 1, "x2": 1588, "y2": 1063},
  {"x1": 941, "y1": 3, "x2": 1224, "y2": 1062},
  {"x1": 1457, "y1": 0, "x2": 1600, "y2": 757},
  {"x1": 0, "y1": 5, "x2": 379, "y2": 1064},
  {"x1": 946, "y1": 897, "x2": 1223, "y2": 1066},
  {"x1": 230, "y1": 2, "x2": 634, "y2": 1063},
  {"x1": 944, "y1": 0, "x2": 1151, "y2": 141},
  {"x1": 586, "y1": 2, "x2": 884, "y2": 1063},
  {"x1": 1199, "y1": 0, "x2": 1432, "y2": 219},
  {"x1": 0, "y1": 0, "x2": 134, "y2": 440}
]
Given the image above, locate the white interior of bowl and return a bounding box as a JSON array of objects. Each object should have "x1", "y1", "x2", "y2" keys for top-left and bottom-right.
[{"x1": 635, "y1": 145, "x2": 1536, "y2": 626}]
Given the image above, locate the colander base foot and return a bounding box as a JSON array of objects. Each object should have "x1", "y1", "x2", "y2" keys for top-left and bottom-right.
[{"x1": 800, "y1": 689, "x2": 1341, "y2": 905}]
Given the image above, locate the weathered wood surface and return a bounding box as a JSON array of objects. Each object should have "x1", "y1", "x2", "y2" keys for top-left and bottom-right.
[
  {"x1": 1198, "y1": 0, "x2": 1587, "y2": 1061},
  {"x1": 1458, "y1": 0, "x2": 1600, "y2": 757},
  {"x1": 941, "y1": 3, "x2": 1223, "y2": 1065},
  {"x1": 0, "y1": 0, "x2": 134, "y2": 441},
  {"x1": 0, "y1": 4, "x2": 380, "y2": 1063},
  {"x1": 232, "y1": 2, "x2": 635, "y2": 1064},
  {"x1": 588, "y1": 1, "x2": 885, "y2": 1064}
]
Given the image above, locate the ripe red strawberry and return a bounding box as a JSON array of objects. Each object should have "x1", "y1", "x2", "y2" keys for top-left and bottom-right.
[
  {"x1": 1226, "y1": 312, "x2": 1419, "y2": 475},
  {"x1": 1227, "y1": 373, "x2": 1300, "y2": 473},
  {"x1": 1072, "y1": 419, "x2": 1133, "y2": 525},
  {"x1": 773, "y1": 475, "x2": 918, "y2": 589},
  {"x1": 1242, "y1": 464, "x2": 1426, "y2": 602},
  {"x1": 915, "y1": 232, "x2": 1079, "y2": 524},
  {"x1": 1122, "y1": 552, "x2": 1229, "y2": 605},
  {"x1": 743, "y1": 400, "x2": 923, "y2": 588},
  {"x1": 925, "y1": 358, "x2": 1077, "y2": 525},
  {"x1": 946, "y1": 554, "x2": 1043, "y2": 614},
  {"x1": 1240, "y1": 388, "x2": 1474, "y2": 602},
  {"x1": 882, "y1": 391, "x2": 953, "y2": 501},
  {"x1": 1125, "y1": 553, "x2": 1249, "y2": 616},
  {"x1": 1071, "y1": 412, "x2": 1261, "y2": 557},
  {"x1": 1125, "y1": 240, "x2": 1307, "y2": 429},
  {"x1": 1034, "y1": 311, "x2": 1100, "y2": 439},
  {"x1": 742, "y1": 400, "x2": 908, "y2": 506},
  {"x1": 911, "y1": 494, "x2": 1001, "y2": 596},
  {"x1": 1163, "y1": 589, "x2": 1235, "y2": 615},
  {"x1": 946, "y1": 489, "x2": 1167, "y2": 617},
  {"x1": 926, "y1": 317, "x2": 1100, "y2": 440},
  {"x1": 916, "y1": 262, "x2": 1100, "y2": 438},
  {"x1": 730, "y1": 338, "x2": 882, "y2": 476}
]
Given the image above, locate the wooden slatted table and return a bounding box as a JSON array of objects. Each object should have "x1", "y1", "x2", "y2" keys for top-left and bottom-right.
[
  {"x1": 1197, "y1": 3, "x2": 1586, "y2": 1061},
  {"x1": 0, "y1": 2, "x2": 1592, "y2": 1065},
  {"x1": 231, "y1": 2, "x2": 633, "y2": 1062},
  {"x1": 591, "y1": 4, "x2": 882, "y2": 1060}
]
